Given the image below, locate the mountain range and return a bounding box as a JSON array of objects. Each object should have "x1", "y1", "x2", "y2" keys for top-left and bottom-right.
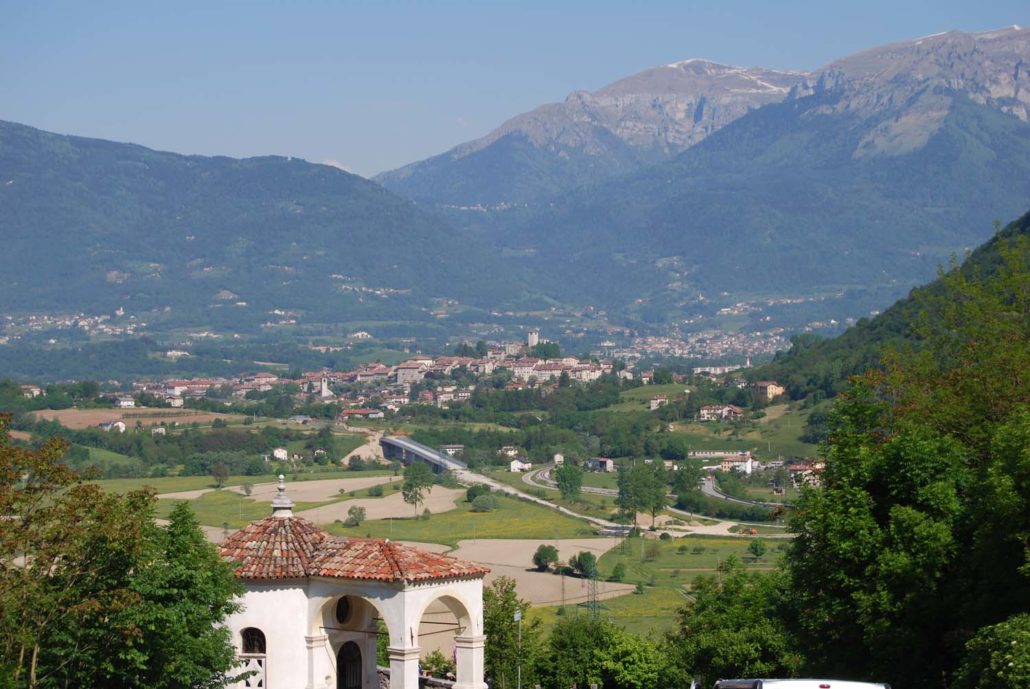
[
  {"x1": 1, "y1": 25, "x2": 1028, "y2": 338},
  {"x1": 377, "y1": 26, "x2": 1030, "y2": 208}
]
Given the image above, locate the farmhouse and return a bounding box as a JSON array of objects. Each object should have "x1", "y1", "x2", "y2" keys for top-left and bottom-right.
[
  {"x1": 220, "y1": 478, "x2": 489, "y2": 689},
  {"x1": 698, "y1": 404, "x2": 743, "y2": 421},
  {"x1": 754, "y1": 380, "x2": 786, "y2": 401},
  {"x1": 509, "y1": 459, "x2": 532, "y2": 472}
]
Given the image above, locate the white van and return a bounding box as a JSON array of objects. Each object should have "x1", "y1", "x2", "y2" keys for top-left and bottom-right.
[{"x1": 714, "y1": 680, "x2": 890, "y2": 689}]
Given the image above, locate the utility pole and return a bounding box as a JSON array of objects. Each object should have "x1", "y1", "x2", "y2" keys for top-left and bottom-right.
[{"x1": 515, "y1": 608, "x2": 522, "y2": 689}]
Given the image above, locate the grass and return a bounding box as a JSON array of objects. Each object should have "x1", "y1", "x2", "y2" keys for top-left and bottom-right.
[
  {"x1": 156, "y1": 489, "x2": 341, "y2": 529},
  {"x1": 483, "y1": 469, "x2": 618, "y2": 521},
  {"x1": 85, "y1": 446, "x2": 135, "y2": 465},
  {"x1": 570, "y1": 534, "x2": 783, "y2": 635},
  {"x1": 92, "y1": 469, "x2": 395, "y2": 495},
  {"x1": 580, "y1": 472, "x2": 619, "y2": 490},
  {"x1": 327, "y1": 494, "x2": 598, "y2": 548},
  {"x1": 606, "y1": 383, "x2": 691, "y2": 412}
]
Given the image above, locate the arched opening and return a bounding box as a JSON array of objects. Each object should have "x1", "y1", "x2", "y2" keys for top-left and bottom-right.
[
  {"x1": 337, "y1": 641, "x2": 362, "y2": 689},
  {"x1": 240, "y1": 627, "x2": 266, "y2": 688},
  {"x1": 417, "y1": 595, "x2": 474, "y2": 682}
]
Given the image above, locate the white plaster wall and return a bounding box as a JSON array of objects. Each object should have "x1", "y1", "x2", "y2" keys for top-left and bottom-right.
[{"x1": 229, "y1": 583, "x2": 312, "y2": 689}]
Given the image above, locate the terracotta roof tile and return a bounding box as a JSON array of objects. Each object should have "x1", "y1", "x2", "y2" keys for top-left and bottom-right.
[
  {"x1": 220, "y1": 517, "x2": 489, "y2": 583},
  {"x1": 220, "y1": 516, "x2": 328, "y2": 580},
  {"x1": 311, "y1": 537, "x2": 489, "y2": 583}
]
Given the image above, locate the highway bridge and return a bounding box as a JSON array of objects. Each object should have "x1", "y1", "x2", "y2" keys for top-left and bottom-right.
[{"x1": 379, "y1": 436, "x2": 467, "y2": 474}]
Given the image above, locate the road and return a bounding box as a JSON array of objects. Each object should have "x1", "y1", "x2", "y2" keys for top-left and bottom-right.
[{"x1": 518, "y1": 466, "x2": 789, "y2": 537}]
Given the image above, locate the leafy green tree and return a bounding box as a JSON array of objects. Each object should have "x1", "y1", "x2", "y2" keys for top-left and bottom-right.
[
  {"x1": 570, "y1": 551, "x2": 597, "y2": 578},
  {"x1": 663, "y1": 558, "x2": 801, "y2": 688},
  {"x1": 784, "y1": 229, "x2": 1030, "y2": 688},
  {"x1": 531, "y1": 342, "x2": 560, "y2": 359},
  {"x1": 543, "y1": 615, "x2": 661, "y2": 689},
  {"x1": 211, "y1": 461, "x2": 230, "y2": 487},
  {"x1": 532, "y1": 544, "x2": 559, "y2": 572},
  {"x1": 953, "y1": 613, "x2": 1030, "y2": 689},
  {"x1": 346, "y1": 505, "x2": 366, "y2": 526},
  {"x1": 401, "y1": 461, "x2": 434, "y2": 515},
  {"x1": 554, "y1": 464, "x2": 583, "y2": 501},
  {"x1": 0, "y1": 416, "x2": 241, "y2": 689},
  {"x1": 125, "y1": 502, "x2": 242, "y2": 689},
  {"x1": 483, "y1": 577, "x2": 541, "y2": 689},
  {"x1": 652, "y1": 369, "x2": 673, "y2": 385},
  {"x1": 747, "y1": 538, "x2": 767, "y2": 560},
  {"x1": 594, "y1": 625, "x2": 664, "y2": 689}
]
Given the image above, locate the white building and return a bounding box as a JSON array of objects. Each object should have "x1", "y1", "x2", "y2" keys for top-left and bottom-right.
[
  {"x1": 220, "y1": 478, "x2": 489, "y2": 689},
  {"x1": 509, "y1": 459, "x2": 532, "y2": 472},
  {"x1": 272, "y1": 447, "x2": 289, "y2": 461}
]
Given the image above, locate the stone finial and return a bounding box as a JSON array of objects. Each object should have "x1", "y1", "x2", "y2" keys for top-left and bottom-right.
[{"x1": 271, "y1": 473, "x2": 294, "y2": 517}]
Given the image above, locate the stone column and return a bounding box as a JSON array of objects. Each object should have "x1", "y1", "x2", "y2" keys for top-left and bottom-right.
[
  {"x1": 387, "y1": 645, "x2": 421, "y2": 689},
  {"x1": 305, "y1": 634, "x2": 332, "y2": 689},
  {"x1": 452, "y1": 634, "x2": 487, "y2": 689}
]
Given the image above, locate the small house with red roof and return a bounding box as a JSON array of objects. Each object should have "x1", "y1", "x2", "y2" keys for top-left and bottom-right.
[{"x1": 219, "y1": 477, "x2": 488, "y2": 689}]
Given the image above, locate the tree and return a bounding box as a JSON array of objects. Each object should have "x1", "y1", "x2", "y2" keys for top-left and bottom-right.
[
  {"x1": 663, "y1": 558, "x2": 801, "y2": 688},
  {"x1": 346, "y1": 505, "x2": 366, "y2": 526},
  {"x1": 532, "y1": 544, "x2": 559, "y2": 572},
  {"x1": 401, "y1": 461, "x2": 434, "y2": 515},
  {"x1": 211, "y1": 461, "x2": 229, "y2": 488},
  {"x1": 652, "y1": 369, "x2": 673, "y2": 385},
  {"x1": 747, "y1": 538, "x2": 767, "y2": 560},
  {"x1": 953, "y1": 613, "x2": 1030, "y2": 689},
  {"x1": 543, "y1": 616, "x2": 661, "y2": 689},
  {"x1": 554, "y1": 464, "x2": 583, "y2": 502},
  {"x1": 570, "y1": 551, "x2": 597, "y2": 578},
  {"x1": 784, "y1": 229, "x2": 1030, "y2": 688},
  {"x1": 618, "y1": 461, "x2": 668, "y2": 527},
  {"x1": 0, "y1": 415, "x2": 241, "y2": 689},
  {"x1": 483, "y1": 577, "x2": 541, "y2": 689}
]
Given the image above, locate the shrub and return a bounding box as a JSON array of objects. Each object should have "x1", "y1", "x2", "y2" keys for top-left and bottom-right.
[
  {"x1": 609, "y1": 562, "x2": 626, "y2": 582},
  {"x1": 677, "y1": 544, "x2": 689, "y2": 554},
  {"x1": 345, "y1": 505, "x2": 366, "y2": 527},
  {"x1": 659, "y1": 532, "x2": 672, "y2": 541},
  {"x1": 471, "y1": 495, "x2": 499, "y2": 513},
  {"x1": 367, "y1": 484, "x2": 384, "y2": 497},
  {"x1": 420, "y1": 509, "x2": 431, "y2": 521},
  {"x1": 466, "y1": 484, "x2": 491, "y2": 503},
  {"x1": 532, "y1": 544, "x2": 559, "y2": 571}
]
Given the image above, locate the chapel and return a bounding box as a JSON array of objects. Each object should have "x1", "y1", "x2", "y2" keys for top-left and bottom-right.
[{"x1": 219, "y1": 476, "x2": 489, "y2": 689}]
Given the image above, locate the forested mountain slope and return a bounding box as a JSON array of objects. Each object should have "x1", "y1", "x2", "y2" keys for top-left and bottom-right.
[
  {"x1": 753, "y1": 209, "x2": 1030, "y2": 399},
  {"x1": 0, "y1": 120, "x2": 521, "y2": 329}
]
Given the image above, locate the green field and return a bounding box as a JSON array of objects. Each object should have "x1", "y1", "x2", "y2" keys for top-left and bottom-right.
[
  {"x1": 93, "y1": 469, "x2": 395, "y2": 495},
  {"x1": 607, "y1": 383, "x2": 691, "y2": 412},
  {"x1": 156, "y1": 488, "x2": 342, "y2": 529},
  {"x1": 484, "y1": 469, "x2": 619, "y2": 521},
  {"x1": 85, "y1": 446, "x2": 135, "y2": 465},
  {"x1": 666, "y1": 403, "x2": 819, "y2": 459},
  {"x1": 327, "y1": 494, "x2": 598, "y2": 548},
  {"x1": 529, "y1": 534, "x2": 782, "y2": 635}
]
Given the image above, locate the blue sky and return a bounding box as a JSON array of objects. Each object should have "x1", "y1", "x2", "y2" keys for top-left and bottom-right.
[{"x1": 1, "y1": 0, "x2": 1026, "y2": 176}]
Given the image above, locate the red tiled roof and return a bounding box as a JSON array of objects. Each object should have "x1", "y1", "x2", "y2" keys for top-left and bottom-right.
[
  {"x1": 220, "y1": 515, "x2": 328, "y2": 580},
  {"x1": 311, "y1": 537, "x2": 489, "y2": 583},
  {"x1": 220, "y1": 516, "x2": 488, "y2": 583}
]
